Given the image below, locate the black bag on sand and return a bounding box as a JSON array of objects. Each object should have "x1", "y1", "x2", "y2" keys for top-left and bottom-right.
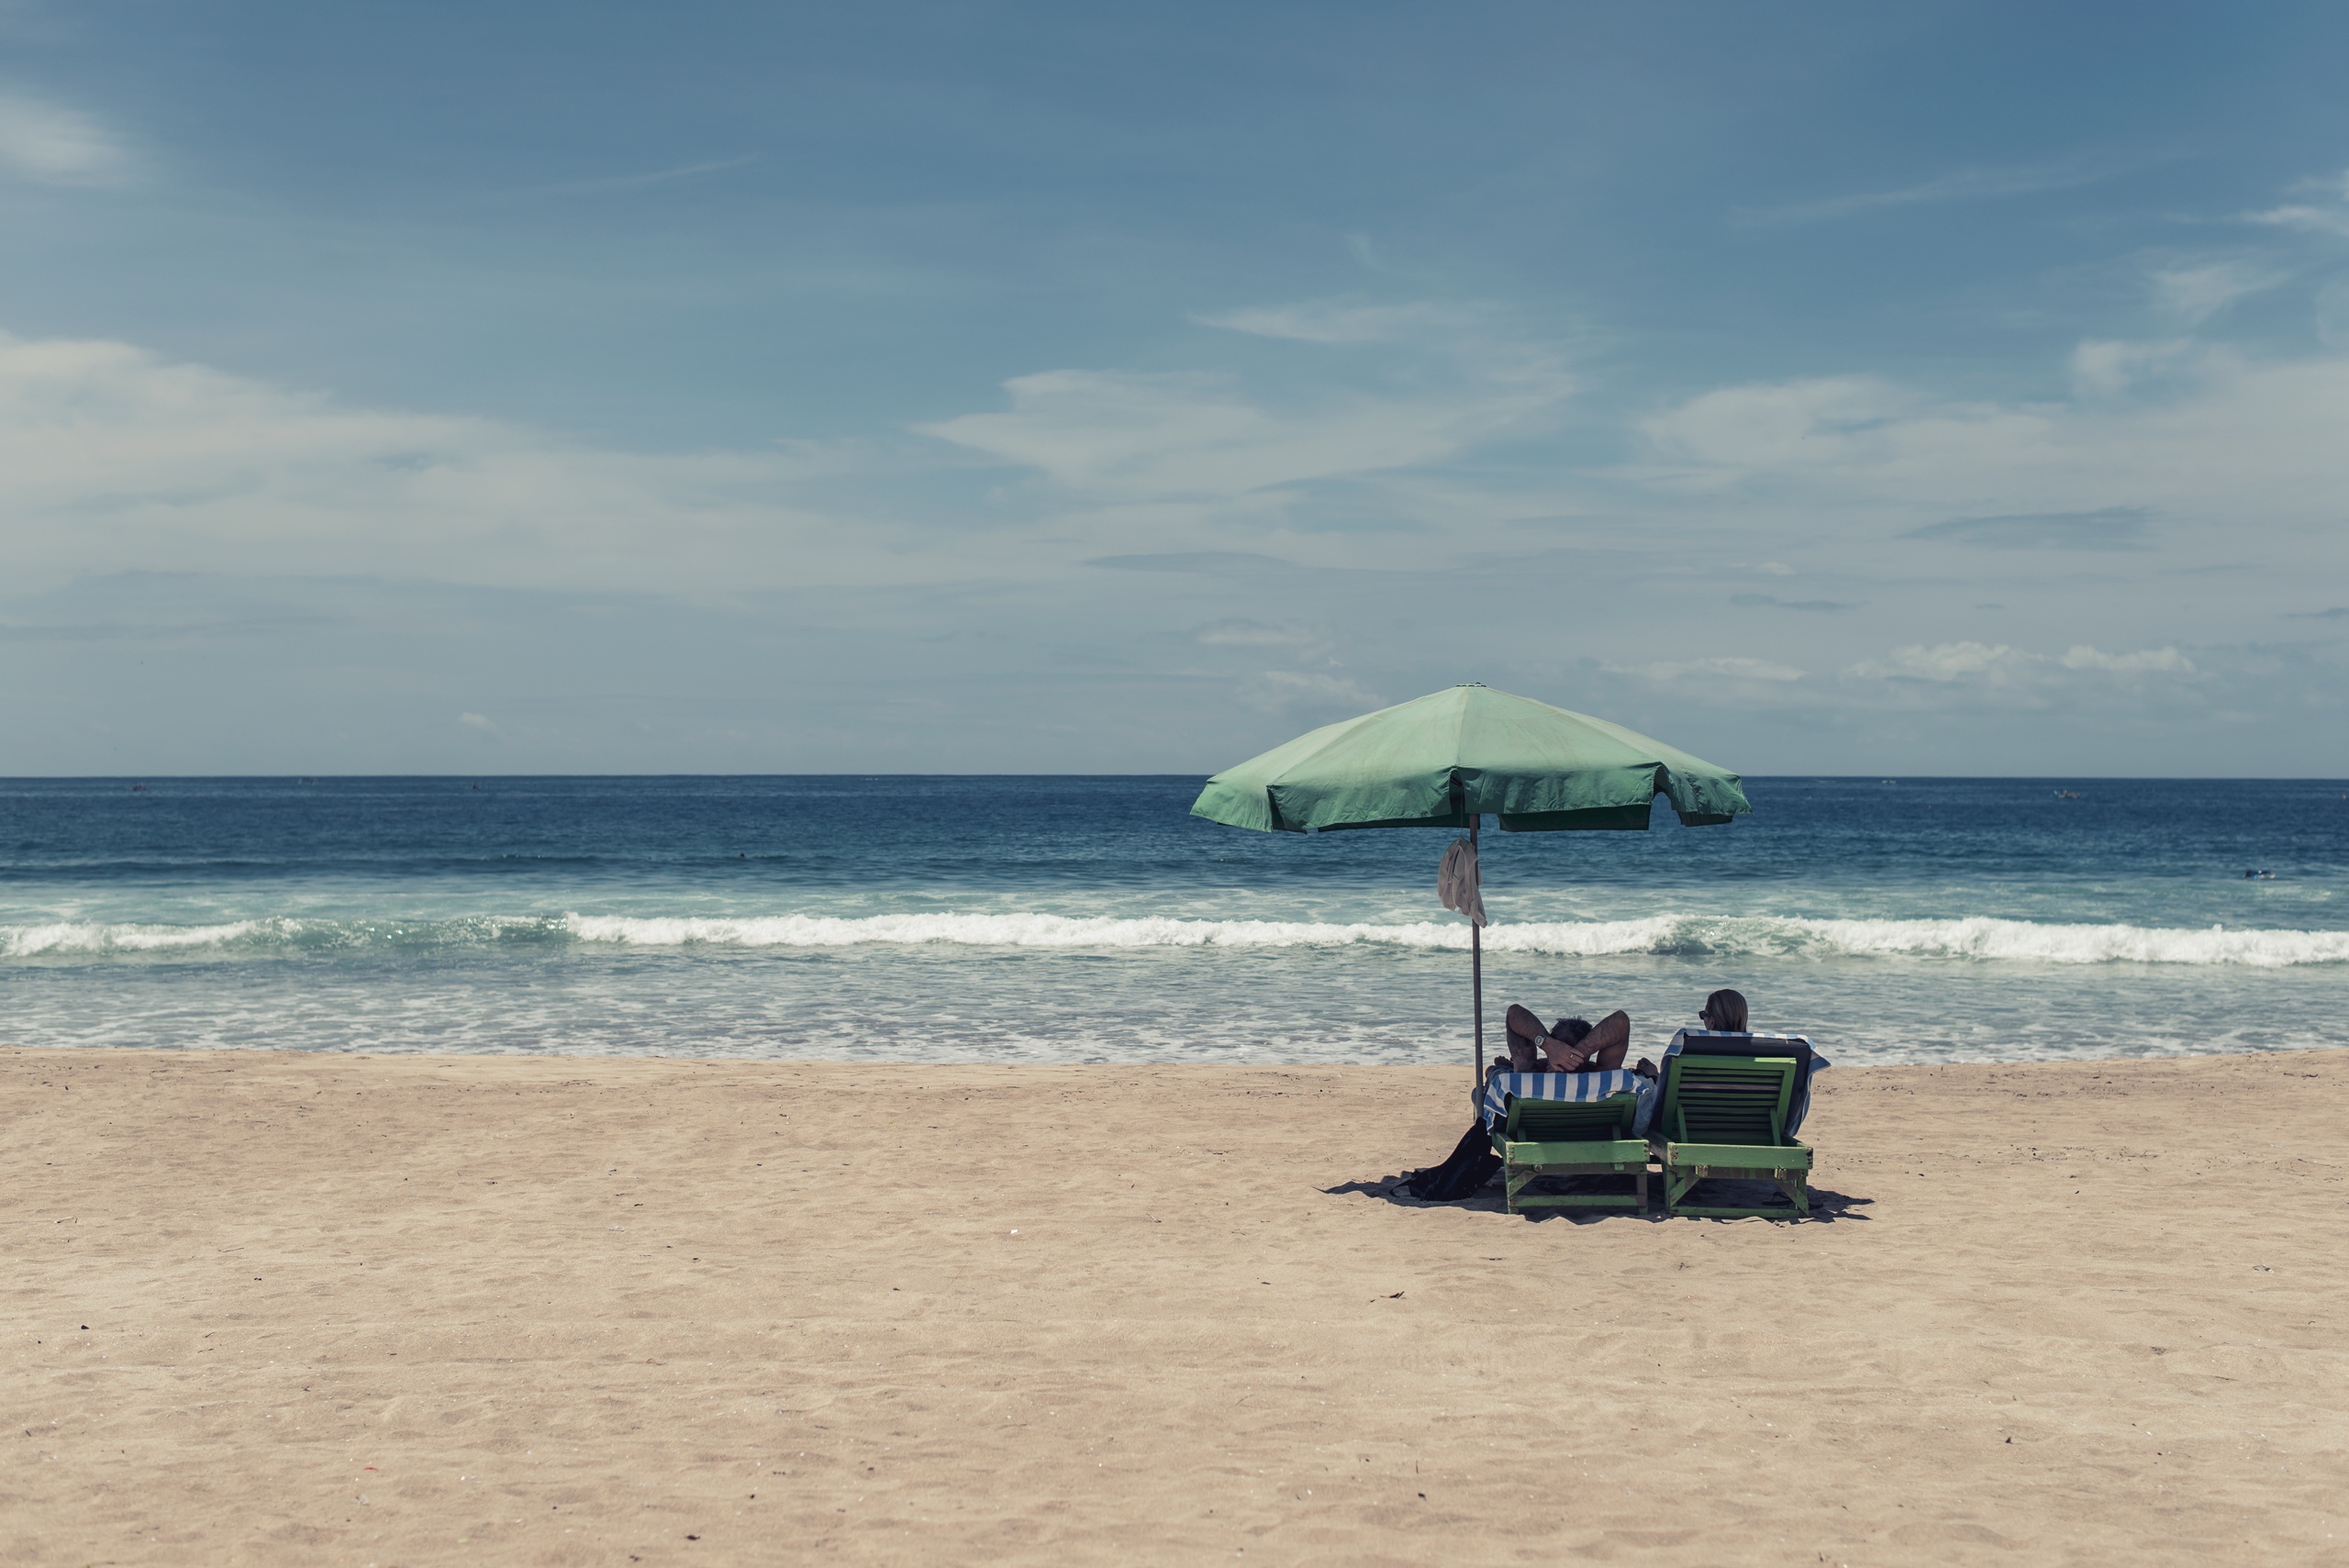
[{"x1": 1402, "y1": 1122, "x2": 1501, "y2": 1201}]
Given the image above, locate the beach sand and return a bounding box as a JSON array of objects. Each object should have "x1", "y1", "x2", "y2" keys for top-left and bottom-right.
[{"x1": 4, "y1": 1047, "x2": 2343, "y2": 1565}]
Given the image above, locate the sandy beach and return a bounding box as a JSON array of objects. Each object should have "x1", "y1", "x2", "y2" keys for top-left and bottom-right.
[{"x1": 5, "y1": 1046, "x2": 2344, "y2": 1565}]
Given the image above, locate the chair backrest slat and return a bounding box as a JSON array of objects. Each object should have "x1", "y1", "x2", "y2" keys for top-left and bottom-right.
[{"x1": 1663, "y1": 1056, "x2": 1796, "y2": 1145}]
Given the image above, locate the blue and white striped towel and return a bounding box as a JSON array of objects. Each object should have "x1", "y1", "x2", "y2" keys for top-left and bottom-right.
[{"x1": 1480, "y1": 1069, "x2": 1653, "y2": 1130}]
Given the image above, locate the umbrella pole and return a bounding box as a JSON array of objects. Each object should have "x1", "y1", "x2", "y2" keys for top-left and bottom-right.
[{"x1": 1470, "y1": 815, "x2": 1483, "y2": 1092}]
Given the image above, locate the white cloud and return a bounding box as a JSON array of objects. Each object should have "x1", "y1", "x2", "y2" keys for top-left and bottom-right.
[
  {"x1": 0, "y1": 92, "x2": 128, "y2": 185},
  {"x1": 1847, "y1": 641, "x2": 2039, "y2": 684},
  {"x1": 457, "y1": 711, "x2": 501, "y2": 734},
  {"x1": 1845, "y1": 641, "x2": 2198, "y2": 696},
  {"x1": 2059, "y1": 644, "x2": 2196, "y2": 674},
  {"x1": 0, "y1": 331, "x2": 884, "y2": 592}
]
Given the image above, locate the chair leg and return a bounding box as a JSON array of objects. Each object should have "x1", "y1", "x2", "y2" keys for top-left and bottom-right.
[{"x1": 1777, "y1": 1173, "x2": 1809, "y2": 1215}]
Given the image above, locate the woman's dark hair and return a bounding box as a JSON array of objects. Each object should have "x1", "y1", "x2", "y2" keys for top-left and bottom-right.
[{"x1": 1701, "y1": 989, "x2": 1747, "y2": 1031}]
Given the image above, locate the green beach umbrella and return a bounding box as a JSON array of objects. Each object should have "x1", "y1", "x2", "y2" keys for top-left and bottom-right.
[{"x1": 1191, "y1": 683, "x2": 1752, "y2": 1088}]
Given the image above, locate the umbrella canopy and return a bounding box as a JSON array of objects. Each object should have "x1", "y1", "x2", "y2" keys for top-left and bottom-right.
[
  {"x1": 1191, "y1": 684, "x2": 1751, "y2": 834},
  {"x1": 1192, "y1": 684, "x2": 1751, "y2": 1096}
]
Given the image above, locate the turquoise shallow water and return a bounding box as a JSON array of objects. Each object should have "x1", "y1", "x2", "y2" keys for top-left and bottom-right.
[{"x1": 3, "y1": 775, "x2": 2344, "y2": 1064}]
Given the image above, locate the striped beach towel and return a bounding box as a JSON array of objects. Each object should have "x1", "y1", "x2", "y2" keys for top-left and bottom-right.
[{"x1": 1480, "y1": 1068, "x2": 1653, "y2": 1129}]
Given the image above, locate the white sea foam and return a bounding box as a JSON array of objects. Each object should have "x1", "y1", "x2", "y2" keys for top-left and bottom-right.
[
  {"x1": 1, "y1": 919, "x2": 268, "y2": 957},
  {"x1": 559, "y1": 910, "x2": 2349, "y2": 967},
  {"x1": 4, "y1": 910, "x2": 2343, "y2": 966},
  {"x1": 561, "y1": 911, "x2": 1469, "y2": 951},
  {"x1": 0, "y1": 914, "x2": 551, "y2": 959}
]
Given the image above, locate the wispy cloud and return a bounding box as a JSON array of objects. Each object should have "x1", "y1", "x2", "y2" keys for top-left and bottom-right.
[
  {"x1": 1605, "y1": 656, "x2": 1805, "y2": 684},
  {"x1": 1730, "y1": 593, "x2": 1856, "y2": 612},
  {"x1": 0, "y1": 330, "x2": 885, "y2": 593},
  {"x1": 1737, "y1": 161, "x2": 2110, "y2": 227},
  {"x1": 2321, "y1": 280, "x2": 2349, "y2": 350},
  {"x1": 1194, "y1": 617, "x2": 1321, "y2": 647},
  {"x1": 0, "y1": 91, "x2": 129, "y2": 185},
  {"x1": 1086, "y1": 551, "x2": 1295, "y2": 574},
  {"x1": 922, "y1": 294, "x2": 1571, "y2": 515},
  {"x1": 0, "y1": 608, "x2": 329, "y2": 642},
  {"x1": 2149, "y1": 260, "x2": 2291, "y2": 325},
  {"x1": 1237, "y1": 669, "x2": 1382, "y2": 714},
  {"x1": 1632, "y1": 349, "x2": 2349, "y2": 548},
  {"x1": 1904, "y1": 506, "x2": 2152, "y2": 551},
  {"x1": 1638, "y1": 375, "x2": 1922, "y2": 474},
  {"x1": 478, "y1": 155, "x2": 759, "y2": 205},
  {"x1": 2243, "y1": 205, "x2": 2349, "y2": 239},
  {"x1": 1195, "y1": 300, "x2": 1472, "y2": 344},
  {"x1": 922, "y1": 358, "x2": 1565, "y2": 500},
  {"x1": 2240, "y1": 170, "x2": 2349, "y2": 238},
  {"x1": 2070, "y1": 338, "x2": 2197, "y2": 396}
]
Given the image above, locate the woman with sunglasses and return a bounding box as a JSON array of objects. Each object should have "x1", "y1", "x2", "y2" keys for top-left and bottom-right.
[{"x1": 1697, "y1": 989, "x2": 1748, "y2": 1033}]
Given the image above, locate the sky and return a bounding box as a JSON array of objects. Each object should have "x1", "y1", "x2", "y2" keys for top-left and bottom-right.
[{"x1": 3, "y1": 0, "x2": 2348, "y2": 775}]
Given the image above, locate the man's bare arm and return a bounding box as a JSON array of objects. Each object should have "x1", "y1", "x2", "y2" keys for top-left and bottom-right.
[
  {"x1": 1584, "y1": 1009, "x2": 1631, "y2": 1069},
  {"x1": 1544, "y1": 1009, "x2": 1631, "y2": 1069}
]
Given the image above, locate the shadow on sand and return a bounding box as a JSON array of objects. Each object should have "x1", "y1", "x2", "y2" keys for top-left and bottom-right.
[{"x1": 1327, "y1": 1173, "x2": 1875, "y2": 1224}]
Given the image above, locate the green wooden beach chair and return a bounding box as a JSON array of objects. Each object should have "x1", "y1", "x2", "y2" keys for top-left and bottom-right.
[
  {"x1": 1650, "y1": 1053, "x2": 1812, "y2": 1218},
  {"x1": 1488, "y1": 1092, "x2": 1649, "y2": 1214}
]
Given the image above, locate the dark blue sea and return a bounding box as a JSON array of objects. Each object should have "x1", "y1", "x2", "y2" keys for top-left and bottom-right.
[{"x1": 3, "y1": 776, "x2": 2344, "y2": 1065}]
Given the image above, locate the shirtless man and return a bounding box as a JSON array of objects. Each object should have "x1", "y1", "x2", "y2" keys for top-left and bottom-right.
[{"x1": 1491, "y1": 1002, "x2": 1632, "y2": 1078}]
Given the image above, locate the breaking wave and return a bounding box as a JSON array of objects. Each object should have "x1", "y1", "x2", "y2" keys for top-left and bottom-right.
[
  {"x1": 573, "y1": 911, "x2": 2349, "y2": 966},
  {"x1": 6, "y1": 910, "x2": 2345, "y2": 967},
  {"x1": 0, "y1": 915, "x2": 560, "y2": 959},
  {"x1": 2, "y1": 919, "x2": 273, "y2": 956}
]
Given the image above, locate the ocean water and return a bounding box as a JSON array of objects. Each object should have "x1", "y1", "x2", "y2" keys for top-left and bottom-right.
[{"x1": 2, "y1": 775, "x2": 2344, "y2": 1069}]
